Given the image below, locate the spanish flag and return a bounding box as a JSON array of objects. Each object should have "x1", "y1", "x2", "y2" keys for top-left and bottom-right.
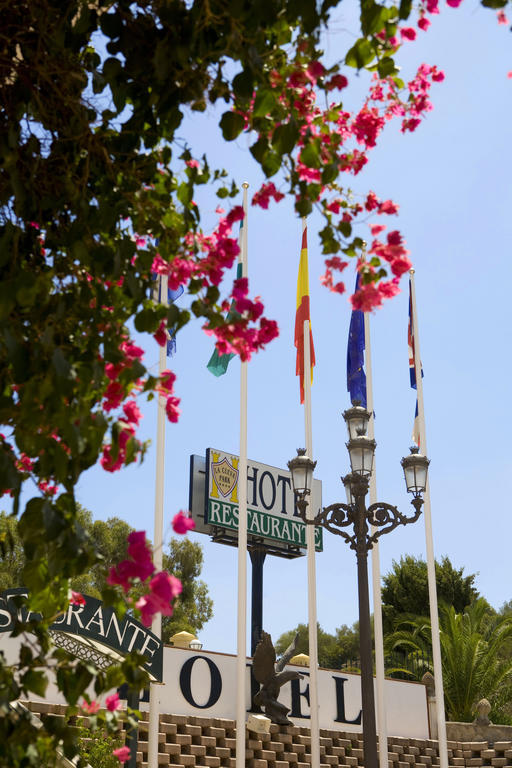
[{"x1": 294, "y1": 224, "x2": 315, "y2": 404}]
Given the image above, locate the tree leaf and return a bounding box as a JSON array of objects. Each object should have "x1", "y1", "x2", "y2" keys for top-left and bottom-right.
[
  {"x1": 272, "y1": 121, "x2": 299, "y2": 154},
  {"x1": 22, "y1": 669, "x2": 48, "y2": 698},
  {"x1": 345, "y1": 38, "x2": 375, "y2": 69},
  {"x1": 378, "y1": 56, "x2": 397, "y2": 78},
  {"x1": 398, "y1": 0, "x2": 413, "y2": 19},
  {"x1": 253, "y1": 89, "x2": 276, "y2": 117},
  {"x1": 219, "y1": 111, "x2": 245, "y2": 141}
]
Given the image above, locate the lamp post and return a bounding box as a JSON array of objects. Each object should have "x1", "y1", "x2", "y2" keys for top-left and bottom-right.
[{"x1": 288, "y1": 405, "x2": 429, "y2": 768}]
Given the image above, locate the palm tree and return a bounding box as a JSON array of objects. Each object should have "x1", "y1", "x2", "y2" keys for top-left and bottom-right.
[{"x1": 384, "y1": 599, "x2": 512, "y2": 722}]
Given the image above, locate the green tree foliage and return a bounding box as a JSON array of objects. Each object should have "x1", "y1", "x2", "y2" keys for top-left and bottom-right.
[
  {"x1": 385, "y1": 599, "x2": 512, "y2": 723},
  {"x1": 161, "y1": 538, "x2": 213, "y2": 641},
  {"x1": 275, "y1": 621, "x2": 360, "y2": 669},
  {"x1": 71, "y1": 513, "x2": 132, "y2": 597},
  {"x1": 0, "y1": 511, "x2": 24, "y2": 591},
  {"x1": 381, "y1": 555, "x2": 480, "y2": 633},
  {"x1": 78, "y1": 727, "x2": 123, "y2": 768},
  {"x1": 0, "y1": 510, "x2": 212, "y2": 637}
]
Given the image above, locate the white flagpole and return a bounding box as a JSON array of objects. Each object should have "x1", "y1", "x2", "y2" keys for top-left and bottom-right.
[
  {"x1": 364, "y1": 311, "x2": 388, "y2": 768},
  {"x1": 409, "y1": 269, "x2": 448, "y2": 768},
  {"x1": 148, "y1": 273, "x2": 168, "y2": 768},
  {"x1": 235, "y1": 183, "x2": 249, "y2": 768},
  {"x1": 302, "y1": 218, "x2": 320, "y2": 768}
]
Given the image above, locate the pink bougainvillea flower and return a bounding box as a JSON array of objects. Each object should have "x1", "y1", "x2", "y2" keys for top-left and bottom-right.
[
  {"x1": 400, "y1": 27, "x2": 417, "y2": 40},
  {"x1": 390, "y1": 254, "x2": 413, "y2": 277},
  {"x1": 297, "y1": 165, "x2": 322, "y2": 183},
  {"x1": 402, "y1": 117, "x2": 422, "y2": 132},
  {"x1": 103, "y1": 381, "x2": 125, "y2": 412},
  {"x1": 378, "y1": 279, "x2": 401, "y2": 299},
  {"x1": 378, "y1": 199, "x2": 399, "y2": 215},
  {"x1": 326, "y1": 200, "x2": 341, "y2": 214},
  {"x1": 172, "y1": 510, "x2": 195, "y2": 535},
  {"x1": 38, "y1": 479, "x2": 58, "y2": 496},
  {"x1": 107, "y1": 531, "x2": 155, "y2": 591},
  {"x1": 186, "y1": 159, "x2": 200, "y2": 168},
  {"x1": 387, "y1": 230, "x2": 403, "y2": 246},
  {"x1": 446, "y1": 0, "x2": 463, "y2": 6},
  {"x1": 418, "y1": 16, "x2": 431, "y2": 30},
  {"x1": 158, "y1": 370, "x2": 176, "y2": 393},
  {"x1": 70, "y1": 591, "x2": 86, "y2": 606},
  {"x1": 17, "y1": 454, "x2": 34, "y2": 473},
  {"x1": 365, "y1": 192, "x2": 379, "y2": 212},
  {"x1": 81, "y1": 699, "x2": 100, "y2": 714},
  {"x1": 100, "y1": 423, "x2": 137, "y2": 472},
  {"x1": 123, "y1": 400, "x2": 142, "y2": 426},
  {"x1": 306, "y1": 60, "x2": 325, "y2": 83},
  {"x1": 497, "y1": 10, "x2": 509, "y2": 24},
  {"x1": 106, "y1": 693, "x2": 121, "y2": 712},
  {"x1": 165, "y1": 396, "x2": 181, "y2": 423},
  {"x1": 226, "y1": 205, "x2": 244, "y2": 225},
  {"x1": 326, "y1": 74, "x2": 348, "y2": 91},
  {"x1": 151, "y1": 572, "x2": 182, "y2": 607},
  {"x1": 351, "y1": 282, "x2": 382, "y2": 312},
  {"x1": 119, "y1": 341, "x2": 144, "y2": 362},
  {"x1": 153, "y1": 321, "x2": 167, "y2": 348},
  {"x1": 251, "y1": 182, "x2": 285, "y2": 209},
  {"x1": 113, "y1": 746, "x2": 131, "y2": 763},
  {"x1": 126, "y1": 532, "x2": 155, "y2": 579},
  {"x1": 136, "y1": 572, "x2": 182, "y2": 626}
]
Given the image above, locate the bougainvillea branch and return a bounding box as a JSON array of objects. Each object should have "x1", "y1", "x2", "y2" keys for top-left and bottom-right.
[{"x1": 0, "y1": 0, "x2": 502, "y2": 763}]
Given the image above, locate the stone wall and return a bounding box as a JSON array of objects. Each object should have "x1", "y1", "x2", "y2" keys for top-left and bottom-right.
[
  {"x1": 446, "y1": 723, "x2": 512, "y2": 745},
  {"x1": 22, "y1": 702, "x2": 512, "y2": 768}
]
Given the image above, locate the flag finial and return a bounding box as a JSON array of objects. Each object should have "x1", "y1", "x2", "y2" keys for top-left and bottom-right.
[{"x1": 242, "y1": 181, "x2": 249, "y2": 189}]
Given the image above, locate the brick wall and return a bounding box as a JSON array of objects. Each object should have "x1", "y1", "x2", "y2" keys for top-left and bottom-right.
[{"x1": 23, "y1": 702, "x2": 512, "y2": 768}]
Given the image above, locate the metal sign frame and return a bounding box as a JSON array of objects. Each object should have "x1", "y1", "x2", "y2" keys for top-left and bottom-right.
[{"x1": 189, "y1": 452, "x2": 323, "y2": 558}]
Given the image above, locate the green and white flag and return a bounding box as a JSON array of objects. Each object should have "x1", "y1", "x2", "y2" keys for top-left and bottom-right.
[{"x1": 206, "y1": 218, "x2": 245, "y2": 377}]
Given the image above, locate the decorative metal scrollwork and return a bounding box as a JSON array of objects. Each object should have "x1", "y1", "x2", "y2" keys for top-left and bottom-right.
[
  {"x1": 49, "y1": 630, "x2": 115, "y2": 670},
  {"x1": 296, "y1": 493, "x2": 423, "y2": 555},
  {"x1": 366, "y1": 497, "x2": 423, "y2": 549},
  {"x1": 315, "y1": 503, "x2": 357, "y2": 549}
]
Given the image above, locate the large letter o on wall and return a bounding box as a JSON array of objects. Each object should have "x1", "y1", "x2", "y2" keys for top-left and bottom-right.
[{"x1": 179, "y1": 656, "x2": 222, "y2": 709}]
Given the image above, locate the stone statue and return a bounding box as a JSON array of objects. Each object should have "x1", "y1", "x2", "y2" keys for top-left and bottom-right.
[
  {"x1": 474, "y1": 698, "x2": 492, "y2": 726},
  {"x1": 252, "y1": 631, "x2": 304, "y2": 725}
]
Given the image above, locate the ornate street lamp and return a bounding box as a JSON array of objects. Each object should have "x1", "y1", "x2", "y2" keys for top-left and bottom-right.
[
  {"x1": 288, "y1": 410, "x2": 429, "y2": 768},
  {"x1": 288, "y1": 449, "x2": 316, "y2": 502}
]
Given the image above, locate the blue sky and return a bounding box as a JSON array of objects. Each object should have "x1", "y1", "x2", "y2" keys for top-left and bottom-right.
[{"x1": 74, "y1": 0, "x2": 512, "y2": 654}]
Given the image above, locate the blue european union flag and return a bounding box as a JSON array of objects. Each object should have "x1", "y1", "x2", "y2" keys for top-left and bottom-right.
[
  {"x1": 152, "y1": 276, "x2": 184, "y2": 357},
  {"x1": 346, "y1": 275, "x2": 367, "y2": 408}
]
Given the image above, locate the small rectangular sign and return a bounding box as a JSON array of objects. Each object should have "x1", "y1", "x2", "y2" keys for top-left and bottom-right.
[{"x1": 205, "y1": 448, "x2": 322, "y2": 552}]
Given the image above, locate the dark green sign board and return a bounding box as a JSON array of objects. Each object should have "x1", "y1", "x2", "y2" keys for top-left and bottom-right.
[{"x1": 0, "y1": 588, "x2": 163, "y2": 682}]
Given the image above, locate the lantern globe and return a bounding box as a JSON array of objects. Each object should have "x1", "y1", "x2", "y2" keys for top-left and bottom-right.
[
  {"x1": 342, "y1": 404, "x2": 371, "y2": 441},
  {"x1": 401, "y1": 446, "x2": 430, "y2": 496},
  {"x1": 346, "y1": 434, "x2": 376, "y2": 478},
  {"x1": 288, "y1": 449, "x2": 316, "y2": 496}
]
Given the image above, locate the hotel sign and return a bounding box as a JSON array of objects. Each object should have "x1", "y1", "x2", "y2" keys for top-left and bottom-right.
[
  {"x1": 159, "y1": 647, "x2": 430, "y2": 738},
  {"x1": 200, "y1": 448, "x2": 323, "y2": 553},
  {"x1": 0, "y1": 588, "x2": 163, "y2": 682}
]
